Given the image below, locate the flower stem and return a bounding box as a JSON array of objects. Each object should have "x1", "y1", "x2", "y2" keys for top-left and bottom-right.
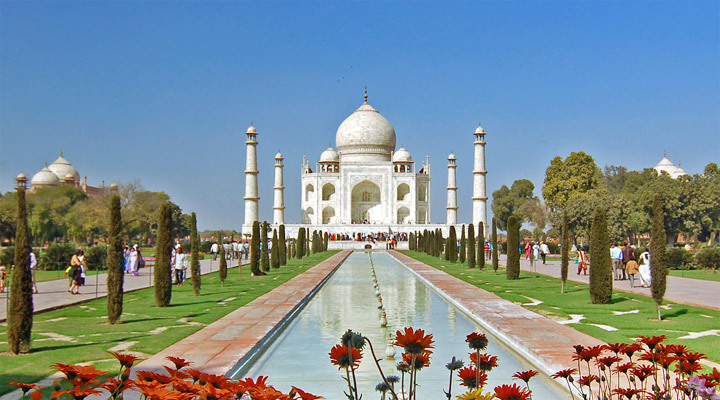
[{"x1": 364, "y1": 336, "x2": 399, "y2": 400}]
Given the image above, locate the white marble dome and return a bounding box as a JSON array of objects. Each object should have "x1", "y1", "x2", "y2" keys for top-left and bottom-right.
[
  {"x1": 319, "y1": 147, "x2": 339, "y2": 162},
  {"x1": 392, "y1": 147, "x2": 412, "y2": 162},
  {"x1": 654, "y1": 156, "x2": 687, "y2": 179},
  {"x1": 336, "y1": 101, "x2": 396, "y2": 162},
  {"x1": 31, "y1": 164, "x2": 61, "y2": 188},
  {"x1": 48, "y1": 153, "x2": 80, "y2": 182}
]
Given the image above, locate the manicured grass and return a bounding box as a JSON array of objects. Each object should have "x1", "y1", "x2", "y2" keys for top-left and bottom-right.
[
  {"x1": 402, "y1": 250, "x2": 720, "y2": 365},
  {"x1": 0, "y1": 251, "x2": 338, "y2": 395},
  {"x1": 669, "y1": 269, "x2": 720, "y2": 282}
]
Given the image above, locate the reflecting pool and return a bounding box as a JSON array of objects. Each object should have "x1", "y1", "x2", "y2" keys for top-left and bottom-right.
[{"x1": 232, "y1": 251, "x2": 568, "y2": 399}]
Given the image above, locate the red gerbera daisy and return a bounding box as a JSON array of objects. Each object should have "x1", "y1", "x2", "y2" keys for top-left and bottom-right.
[
  {"x1": 623, "y1": 343, "x2": 643, "y2": 359},
  {"x1": 633, "y1": 364, "x2": 654, "y2": 381},
  {"x1": 329, "y1": 344, "x2": 362, "y2": 370},
  {"x1": 493, "y1": 383, "x2": 532, "y2": 400},
  {"x1": 9, "y1": 382, "x2": 42, "y2": 395},
  {"x1": 465, "y1": 332, "x2": 489, "y2": 351},
  {"x1": 183, "y1": 368, "x2": 205, "y2": 384},
  {"x1": 166, "y1": 356, "x2": 192, "y2": 370},
  {"x1": 135, "y1": 370, "x2": 174, "y2": 385},
  {"x1": 512, "y1": 370, "x2": 538, "y2": 383},
  {"x1": 604, "y1": 342, "x2": 625, "y2": 355},
  {"x1": 551, "y1": 368, "x2": 577, "y2": 380},
  {"x1": 638, "y1": 335, "x2": 665, "y2": 350},
  {"x1": 51, "y1": 386, "x2": 102, "y2": 400},
  {"x1": 613, "y1": 388, "x2": 645, "y2": 399},
  {"x1": 290, "y1": 386, "x2": 324, "y2": 399},
  {"x1": 394, "y1": 327, "x2": 434, "y2": 355},
  {"x1": 401, "y1": 350, "x2": 432, "y2": 370},
  {"x1": 457, "y1": 366, "x2": 488, "y2": 388},
  {"x1": 470, "y1": 353, "x2": 499, "y2": 371},
  {"x1": 577, "y1": 374, "x2": 598, "y2": 387},
  {"x1": 596, "y1": 356, "x2": 621, "y2": 369},
  {"x1": 682, "y1": 351, "x2": 707, "y2": 365},
  {"x1": 108, "y1": 351, "x2": 143, "y2": 369}
]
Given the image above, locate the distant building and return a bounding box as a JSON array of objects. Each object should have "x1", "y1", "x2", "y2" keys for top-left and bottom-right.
[
  {"x1": 653, "y1": 154, "x2": 687, "y2": 179},
  {"x1": 17, "y1": 151, "x2": 117, "y2": 195}
]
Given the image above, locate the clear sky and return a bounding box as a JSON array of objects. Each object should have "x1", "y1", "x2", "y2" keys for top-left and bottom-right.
[{"x1": 1, "y1": 1, "x2": 718, "y2": 231}]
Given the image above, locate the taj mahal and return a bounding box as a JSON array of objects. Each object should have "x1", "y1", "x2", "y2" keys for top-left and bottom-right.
[{"x1": 241, "y1": 90, "x2": 488, "y2": 239}]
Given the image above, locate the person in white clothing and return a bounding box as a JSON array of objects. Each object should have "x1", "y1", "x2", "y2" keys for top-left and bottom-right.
[
  {"x1": 210, "y1": 242, "x2": 219, "y2": 260},
  {"x1": 539, "y1": 241, "x2": 550, "y2": 265},
  {"x1": 174, "y1": 247, "x2": 187, "y2": 286},
  {"x1": 638, "y1": 249, "x2": 651, "y2": 288}
]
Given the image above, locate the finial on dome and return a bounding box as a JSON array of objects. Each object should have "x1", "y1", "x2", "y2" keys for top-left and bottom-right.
[
  {"x1": 364, "y1": 86, "x2": 368, "y2": 103},
  {"x1": 60, "y1": 150, "x2": 63, "y2": 157}
]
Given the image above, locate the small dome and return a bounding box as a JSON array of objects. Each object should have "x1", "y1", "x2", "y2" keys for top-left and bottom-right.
[
  {"x1": 31, "y1": 164, "x2": 60, "y2": 188},
  {"x1": 64, "y1": 173, "x2": 75, "y2": 180},
  {"x1": 475, "y1": 125, "x2": 485, "y2": 134},
  {"x1": 448, "y1": 152, "x2": 456, "y2": 160},
  {"x1": 336, "y1": 100, "x2": 396, "y2": 162},
  {"x1": 275, "y1": 152, "x2": 284, "y2": 159},
  {"x1": 16, "y1": 173, "x2": 27, "y2": 181},
  {"x1": 392, "y1": 147, "x2": 413, "y2": 162},
  {"x1": 319, "y1": 147, "x2": 339, "y2": 162},
  {"x1": 654, "y1": 155, "x2": 687, "y2": 179},
  {"x1": 109, "y1": 182, "x2": 118, "y2": 188},
  {"x1": 246, "y1": 124, "x2": 257, "y2": 134},
  {"x1": 48, "y1": 153, "x2": 80, "y2": 182}
]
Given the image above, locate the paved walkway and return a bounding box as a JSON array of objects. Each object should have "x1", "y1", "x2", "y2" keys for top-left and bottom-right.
[
  {"x1": 492, "y1": 255, "x2": 719, "y2": 311},
  {"x1": 0, "y1": 257, "x2": 249, "y2": 322}
]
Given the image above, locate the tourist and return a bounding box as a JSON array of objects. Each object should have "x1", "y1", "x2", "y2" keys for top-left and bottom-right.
[
  {"x1": 243, "y1": 240, "x2": 250, "y2": 260},
  {"x1": 174, "y1": 247, "x2": 187, "y2": 286},
  {"x1": 69, "y1": 249, "x2": 83, "y2": 294},
  {"x1": 622, "y1": 242, "x2": 635, "y2": 280},
  {"x1": 626, "y1": 258, "x2": 639, "y2": 287},
  {"x1": 123, "y1": 245, "x2": 131, "y2": 274},
  {"x1": 577, "y1": 245, "x2": 589, "y2": 275},
  {"x1": 638, "y1": 248, "x2": 651, "y2": 288},
  {"x1": 128, "y1": 245, "x2": 139, "y2": 276},
  {"x1": 210, "y1": 242, "x2": 218, "y2": 260},
  {"x1": 484, "y1": 241, "x2": 490, "y2": 260},
  {"x1": 524, "y1": 241, "x2": 532, "y2": 260},
  {"x1": 0, "y1": 266, "x2": 7, "y2": 293},
  {"x1": 611, "y1": 243, "x2": 624, "y2": 280},
  {"x1": 30, "y1": 250, "x2": 38, "y2": 294},
  {"x1": 540, "y1": 241, "x2": 550, "y2": 265},
  {"x1": 78, "y1": 250, "x2": 86, "y2": 286},
  {"x1": 532, "y1": 241, "x2": 540, "y2": 263}
]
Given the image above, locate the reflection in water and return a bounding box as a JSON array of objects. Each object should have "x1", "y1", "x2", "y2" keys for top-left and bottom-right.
[{"x1": 238, "y1": 251, "x2": 566, "y2": 399}]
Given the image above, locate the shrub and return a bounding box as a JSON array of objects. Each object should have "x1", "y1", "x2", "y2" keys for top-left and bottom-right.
[
  {"x1": 666, "y1": 247, "x2": 693, "y2": 269},
  {"x1": 467, "y1": 223, "x2": 475, "y2": 269},
  {"x1": 39, "y1": 242, "x2": 75, "y2": 271},
  {"x1": 8, "y1": 187, "x2": 33, "y2": 354},
  {"x1": 1, "y1": 246, "x2": 14, "y2": 267},
  {"x1": 506, "y1": 216, "x2": 520, "y2": 280},
  {"x1": 650, "y1": 195, "x2": 667, "y2": 320},
  {"x1": 85, "y1": 244, "x2": 107, "y2": 271},
  {"x1": 199, "y1": 240, "x2": 212, "y2": 253},
  {"x1": 694, "y1": 246, "x2": 720, "y2": 271},
  {"x1": 589, "y1": 206, "x2": 612, "y2": 304},
  {"x1": 106, "y1": 195, "x2": 124, "y2": 324},
  {"x1": 154, "y1": 202, "x2": 173, "y2": 307},
  {"x1": 547, "y1": 242, "x2": 560, "y2": 254}
]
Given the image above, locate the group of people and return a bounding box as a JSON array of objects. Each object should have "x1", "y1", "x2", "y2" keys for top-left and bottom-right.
[
  {"x1": 210, "y1": 240, "x2": 250, "y2": 262},
  {"x1": 575, "y1": 243, "x2": 652, "y2": 288},
  {"x1": 123, "y1": 245, "x2": 144, "y2": 276},
  {"x1": 0, "y1": 251, "x2": 38, "y2": 294},
  {"x1": 65, "y1": 249, "x2": 85, "y2": 294},
  {"x1": 524, "y1": 241, "x2": 551, "y2": 265}
]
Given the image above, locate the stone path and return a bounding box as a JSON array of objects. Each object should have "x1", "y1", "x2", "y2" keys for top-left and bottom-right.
[
  {"x1": 492, "y1": 255, "x2": 719, "y2": 311},
  {"x1": 0, "y1": 257, "x2": 249, "y2": 322}
]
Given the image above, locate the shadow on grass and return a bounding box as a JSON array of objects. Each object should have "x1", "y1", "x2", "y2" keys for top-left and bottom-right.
[
  {"x1": 610, "y1": 297, "x2": 629, "y2": 304},
  {"x1": 0, "y1": 374, "x2": 48, "y2": 396},
  {"x1": 663, "y1": 308, "x2": 689, "y2": 319}
]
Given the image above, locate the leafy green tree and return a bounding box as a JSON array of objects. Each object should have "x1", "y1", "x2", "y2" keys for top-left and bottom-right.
[
  {"x1": 190, "y1": 212, "x2": 201, "y2": 295},
  {"x1": 218, "y1": 236, "x2": 227, "y2": 286},
  {"x1": 278, "y1": 224, "x2": 287, "y2": 266},
  {"x1": 459, "y1": 225, "x2": 466, "y2": 264},
  {"x1": 492, "y1": 179, "x2": 545, "y2": 231},
  {"x1": 154, "y1": 203, "x2": 173, "y2": 307},
  {"x1": 506, "y1": 216, "x2": 520, "y2": 280},
  {"x1": 261, "y1": 222, "x2": 270, "y2": 272},
  {"x1": 297, "y1": 228, "x2": 306, "y2": 259},
  {"x1": 271, "y1": 229, "x2": 280, "y2": 268},
  {"x1": 492, "y1": 218, "x2": 499, "y2": 273},
  {"x1": 589, "y1": 206, "x2": 612, "y2": 304},
  {"x1": 467, "y1": 223, "x2": 476, "y2": 269},
  {"x1": 476, "y1": 222, "x2": 484, "y2": 269},
  {"x1": 543, "y1": 151, "x2": 602, "y2": 211},
  {"x1": 651, "y1": 195, "x2": 667, "y2": 321},
  {"x1": 448, "y1": 226, "x2": 457, "y2": 263},
  {"x1": 250, "y1": 221, "x2": 262, "y2": 275},
  {"x1": 7, "y1": 187, "x2": 33, "y2": 354},
  {"x1": 560, "y1": 211, "x2": 569, "y2": 294},
  {"x1": 107, "y1": 195, "x2": 124, "y2": 324},
  {"x1": 0, "y1": 192, "x2": 17, "y2": 244}
]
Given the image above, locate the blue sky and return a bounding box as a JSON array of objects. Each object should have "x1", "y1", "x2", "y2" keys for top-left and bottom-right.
[{"x1": 1, "y1": 1, "x2": 718, "y2": 230}]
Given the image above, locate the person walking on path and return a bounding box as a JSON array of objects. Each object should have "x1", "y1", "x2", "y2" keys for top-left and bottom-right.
[
  {"x1": 210, "y1": 242, "x2": 219, "y2": 261},
  {"x1": 622, "y1": 242, "x2": 635, "y2": 280},
  {"x1": 638, "y1": 248, "x2": 652, "y2": 288},
  {"x1": 69, "y1": 249, "x2": 83, "y2": 294},
  {"x1": 540, "y1": 241, "x2": 550, "y2": 265},
  {"x1": 174, "y1": 247, "x2": 187, "y2": 286},
  {"x1": 243, "y1": 240, "x2": 250, "y2": 261},
  {"x1": 30, "y1": 251, "x2": 38, "y2": 294},
  {"x1": 611, "y1": 243, "x2": 624, "y2": 280},
  {"x1": 128, "y1": 245, "x2": 139, "y2": 276},
  {"x1": 626, "y1": 258, "x2": 639, "y2": 287},
  {"x1": 0, "y1": 266, "x2": 7, "y2": 293},
  {"x1": 524, "y1": 241, "x2": 532, "y2": 260},
  {"x1": 577, "y1": 245, "x2": 589, "y2": 275}
]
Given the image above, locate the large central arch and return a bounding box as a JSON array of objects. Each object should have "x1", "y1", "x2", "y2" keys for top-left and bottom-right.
[{"x1": 351, "y1": 180, "x2": 382, "y2": 223}]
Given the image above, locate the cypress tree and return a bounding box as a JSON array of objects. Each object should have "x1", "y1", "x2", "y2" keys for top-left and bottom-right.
[
  {"x1": 589, "y1": 206, "x2": 612, "y2": 304},
  {"x1": 261, "y1": 222, "x2": 270, "y2": 272},
  {"x1": 250, "y1": 221, "x2": 262, "y2": 275},
  {"x1": 409, "y1": 232, "x2": 415, "y2": 250},
  {"x1": 313, "y1": 230, "x2": 319, "y2": 254},
  {"x1": 154, "y1": 202, "x2": 173, "y2": 307},
  {"x1": 107, "y1": 195, "x2": 124, "y2": 323},
  {"x1": 423, "y1": 229, "x2": 429, "y2": 254},
  {"x1": 651, "y1": 195, "x2": 667, "y2": 321},
  {"x1": 305, "y1": 230, "x2": 310, "y2": 256},
  {"x1": 437, "y1": 229, "x2": 444, "y2": 258},
  {"x1": 278, "y1": 224, "x2": 287, "y2": 266},
  {"x1": 459, "y1": 225, "x2": 467, "y2": 264},
  {"x1": 428, "y1": 231, "x2": 434, "y2": 256},
  {"x1": 297, "y1": 228, "x2": 306, "y2": 259},
  {"x1": 323, "y1": 231, "x2": 329, "y2": 251},
  {"x1": 491, "y1": 218, "x2": 499, "y2": 273},
  {"x1": 271, "y1": 229, "x2": 280, "y2": 268},
  {"x1": 560, "y1": 211, "x2": 569, "y2": 294},
  {"x1": 467, "y1": 223, "x2": 476, "y2": 268},
  {"x1": 506, "y1": 216, "x2": 520, "y2": 280},
  {"x1": 448, "y1": 226, "x2": 458, "y2": 263},
  {"x1": 7, "y1": 186, "x2": 33, "y2": 353},
  {"x1": 218, "y1": 236, "x2": 227, "y2": 286},
  {"x1": 445, "y1": 237, "x2": 451, "y2": 261},
  {"x1": 476, "y1": 222, "x2": 484, "y2": 269}
]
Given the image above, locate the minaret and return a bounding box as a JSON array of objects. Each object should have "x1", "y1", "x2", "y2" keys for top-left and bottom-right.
[
  {"x1": 472, "y1": 124, "x2": 488, "y2": 235},
  {"x1": 273, "y1": 152, "x2": 285, "y2": 225},
  {"x1": 446, "y1": 153, "x2": 458, "y2": 225},
  {"x1": 243, "y1": 123, "x2": 260, "y2": 232}
]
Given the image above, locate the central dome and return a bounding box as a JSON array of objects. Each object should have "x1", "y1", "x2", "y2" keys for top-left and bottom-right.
[{"x1": 336, "y1": 101, "x2": 396, "y2": 162}]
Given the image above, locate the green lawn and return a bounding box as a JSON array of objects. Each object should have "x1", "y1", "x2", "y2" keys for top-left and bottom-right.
[
  {"x1": 669, "y1": 269, "x2": 720, "y2": 282},
  {"x1": 0, "y1": 251, "x2": 338, "y2": 395},
  {"x1": 401, "y1": 251, "x2": 720, "y2": 365}
]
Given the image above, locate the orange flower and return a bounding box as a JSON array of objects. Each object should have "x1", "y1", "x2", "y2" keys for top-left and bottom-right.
[
  {"x1": 248, "y1": 386, "x2": 293, "y2": 400},
  {"x1": 512, "y1": 370, "x2": 538, "y2": 383},
  {"x1": 163, "y1": 366, "x2": 190, "y2": 380},
  {"x1": 638, "y1": 335, "x2": 665, "y2": 350},
  {"x1": 577, "y1": 374, "x2": 598, "y2": 387},
  {"x1": 622, "y1": 342, "x2": 643, "y2": 359},
  {"x1": 401, "y1": 350, "x2": 431, "y2": 370},
  {"x1": 394, "y1": 327, "x2": 434, "y2": 355},
  {"x1": 30, "y1": 391, "x2": 42, "y2": 400},
  {"x1": 290, "y1": 386, "x2": 324, "y2": 399},
  {"x1": 200, "y1": 383, "x2": 234, "y2": 400},
  {"x1": 682, "y1": 351, "x2": 707, "y2": 366},
  {"x1": 72, "y1": 365, "x2": 108, "y2": 384},
  {"x1": 183, "y1": 368, "x2": 205, "y2": 383},
  {"x1": 551, "y1": 368, "x2": 577, "y2": 380},
  {"x1": 632, "y1": 364, "x2": 654, "y2": 381},
  {"x1": 457, "y1": 366, "x2": 487, "y2": 388},
  {"x1": 470, "y1": 353, "x2": 498, "y2": 371},
  {"x1": 166, "y1": 356, "x2": 192, "y2": 370},
  {"x1": 108, "y1": 351, "x2": 143, "y2": 368},
  {"x1": 173, "y1": 380, "x2": 202, "y2": 395},
  {"x1": 237, "y1": 375, "x2": 269, "y2": 392},
  {"x1": 52, "y1": 363, "x2": 79, "y2": 380},
  {"x1": 465, "y1": 332, "x2": 489, "y2": 351},
  {"x1": 134, "y1": 383, "x2": 191, "y2": 400},
  {"x1": 101, "y1": 378, "x2": 128, "y2": 393},
  {"x1": 329, "y1": 344, "x2": 362, "y2": 370},
  {"x1": 493, "y1": 383, "x2": 531, "y2": 400},
  {"x1": 51, "y1": 386, "x2": 102, "y2": 400},
  {"x1": 9, "y1": 382, "x2": 42, "y2": 394},
  {"x1": 202, "y1": 373, "x2": 232, "y2": 389},
  {"x1": 135, "y1": 370, "x2": 174, "y2": 385},
  {"x1": 595, "y1": 356, "x2": 621, "y2": 368}
]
